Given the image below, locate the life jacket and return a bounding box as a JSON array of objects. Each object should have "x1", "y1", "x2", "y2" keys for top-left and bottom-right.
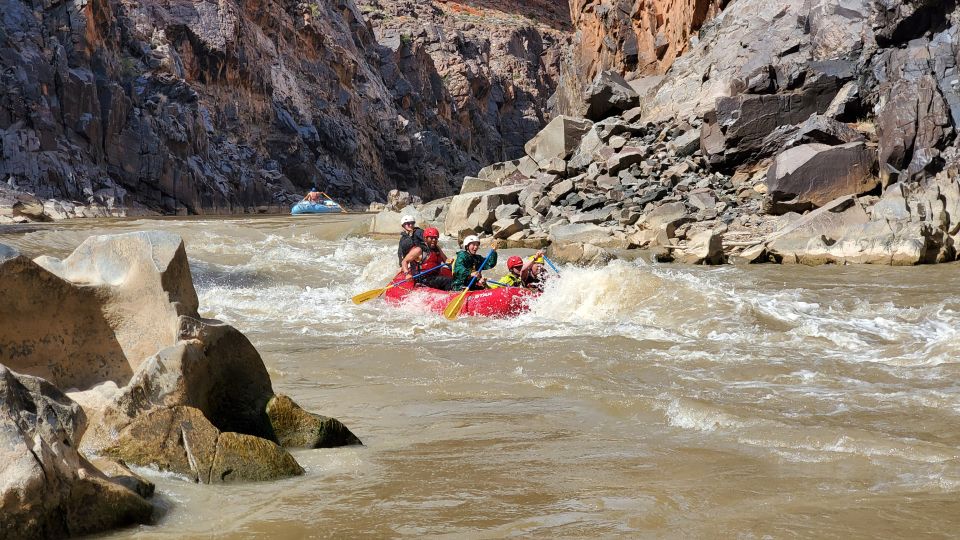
[
  {"x1": 398, "y1": 227, "x2": 425, "y2": 264},
  {"x1": 495, "y1": 272, "x2": 523, "y2": 288},
  {"x1": 420, "y1": 248, "x2": 441, "y2": 270}
]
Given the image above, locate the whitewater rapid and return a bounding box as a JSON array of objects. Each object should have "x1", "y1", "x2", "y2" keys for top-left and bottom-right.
[{"x1": 3, "y1": 214, "x2": 960, "y2": 537}]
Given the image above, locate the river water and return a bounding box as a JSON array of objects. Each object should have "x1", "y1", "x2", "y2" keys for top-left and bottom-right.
[{"x1": 3, "y1": 214, "x2": 960, "y2": 538}]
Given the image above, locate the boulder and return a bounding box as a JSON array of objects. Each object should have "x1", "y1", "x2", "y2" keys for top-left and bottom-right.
[
  {"x1": 549, "y1": 223, "x2": 628, "y2": 249},
  {"x1": 524, "y1": 116, "x2": 593, "y2": 167},
  {"x1": 568, "y1": 207, "x2": 614, "y2": 225},
  {"x1": 104, "y1": 405, "x2": 303, "y2": 484},
  {"x1": 443, "y1": 187, "x2": 522, "y2": 238},
  {"x1": 782, "y1": 220, "x2": 952, "y2": 266},
  {"x1": 642, "y1": 201, "x2": 689, "y2": 229},
  {"x1": 584, "y1": 71, "x2": 640, "y2": 120},
  {"x1": 494, "y1": 204, "x2": 522, "y2": 221},
  {"x1": 674, "y1": 230, "x2": 725, "y2": 264},
  {"x1": 871, "y1": 183, "x2": 911, "y2": 222},
  {"x1": 369, "y1": 209, "x2": 416, "y2": 235},
  {"x1": 516, "y1": 156, "x2": 541, "y2": 177},
  {"x1": 476, "y1": 160, "x2": 521, "y2": 184},
  {"x1": 765, "y1": 142, "x2": 878, "y2": 214},
  {"x1": 384, "y1": 189, "x2": 422, "y2": 212},
  {"x1": 688, "y1": 191, "x2": 717, "y2": 212},
  {"x1": 86, "y1": 457, "x2": 155, "y2": 499},
  {"x1": 670, "y1": 128, "x2": 701, "y2": 158},
  {"x1": 701, "y1": 79, "x2": 841, "y2": 165},
  {"x1": 2, "y1": 232, "x2": 198, "y2": 390},
  {"x1": 547, "y1": 179, "x2": 576, "y2": 203},
  {"x1": 546, "y1": 242, "x2": 614, "y2": 265},
  {"x1": 460, "y1": 177, "x2": 496, "y2": 194},
  {"x1": 85, "y1": 316, "x2": 277, "y2": 449},
  {"x1": 568, "y1": 125, "x2": 605, "y2": 170},
  {"x1": 492, "y1": 218, "x2": 525, "y2": 239},
  {"x1": 606, "y1": 147, "x2": 647, "y2": 174},
  {"x1": 0, "y1": 366, "x2": 152, "y2": 539},
  {"x1": 266, "y1": 394, "x2": 361, "y2": 448},
  {"x1": 759, "y1": 114, "x2": 866, "y2": 156},
  {"x1": 877, "y1": 74, "x2": 950, "y2": 183},
  {"x1": 417, "y1": 196, "x2": 452, "y2": 223}
]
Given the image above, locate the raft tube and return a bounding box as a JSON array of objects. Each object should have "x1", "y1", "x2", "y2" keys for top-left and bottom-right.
[
  {"x1": 291, "y1": 200, "x2": 342, "y2": 215},
  {"x1": 383, "y1": 271, "x2": 538, "y2": 318}
]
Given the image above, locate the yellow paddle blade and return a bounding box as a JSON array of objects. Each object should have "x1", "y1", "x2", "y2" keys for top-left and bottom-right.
[
  {"x1": 351, "y1": 287, "x2": 387, "y2": 305},
  {"x1": 443, "y1": 288, "x2": 471, "y2": 320}
]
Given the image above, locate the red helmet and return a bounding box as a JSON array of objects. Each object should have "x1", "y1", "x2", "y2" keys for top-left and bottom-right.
[
  {"x1": 424, "y1": 227, "x2": 440, "y2": 238},
  {"x1": 507, "y1": 255, "x2": 523, "y2": 269}
]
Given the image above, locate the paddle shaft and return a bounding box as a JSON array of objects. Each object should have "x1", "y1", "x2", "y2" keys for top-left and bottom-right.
[
  {"x1": 391, "y1": 263, "x2": 448, "y2": 288},
  {"x1": 544, "y1": 256, "x2": 561, "y2": 275}
]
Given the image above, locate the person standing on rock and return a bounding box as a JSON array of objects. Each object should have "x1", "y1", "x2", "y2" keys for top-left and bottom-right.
[
  {"x1": 400, "y1": 227, "x2": 453, "y2": 290},
  {"x1": 397, "y1": 214, "x2": 427, "y2": 265},
  {"x1": 451, "y1": 235, "x2": 497, "y2": 291}
]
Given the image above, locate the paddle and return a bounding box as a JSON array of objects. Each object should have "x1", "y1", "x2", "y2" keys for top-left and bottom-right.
[
  {"x1": 543, "y1": 256, "x2": 561, "y2": 275},
  {"x1": 351, "y1": 264, "x2": 448, "y2": 305},
  {"x1": 443, "y1": 249, "x2": 495, "y2": 320}
]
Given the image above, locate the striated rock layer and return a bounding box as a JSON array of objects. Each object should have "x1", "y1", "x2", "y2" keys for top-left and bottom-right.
[
  {"x1": 0, "y1": 0, "x2": 574, "y2": 219},
  {"x1": 553, "y1": 0, "x2": 727, "y2": 116},
  {"x1": 357, "y1": 0, "x2": 570, "y2": 173}
]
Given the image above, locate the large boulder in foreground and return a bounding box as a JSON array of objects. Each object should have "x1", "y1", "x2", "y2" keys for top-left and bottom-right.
[
  {"x1": 1, "y1": 231, "x2": 200, "y2": 389},
  {"x1": 765, "y1": 142, "x2": 878, "y2": 214},
  {"x1": 0, "y1": 246, "x2": 134, "y2": 390},
  {"x1": 84, "y1": 316, "x2": 278, "y2": 449},
  {"x1": 0, "y1": 366, "x2": 152, "y2": 539},
  {"x1": 1, "y1": 231, "x2": 362, "y2": 500}
]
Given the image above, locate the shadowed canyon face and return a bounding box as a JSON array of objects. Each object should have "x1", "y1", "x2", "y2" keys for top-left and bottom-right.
[
  {"x1": 0, "y1": 0, "x2": 732, "y2": 214},
  {"x1": 4, "y1": 215, "x2": 960, "y2": 537}
]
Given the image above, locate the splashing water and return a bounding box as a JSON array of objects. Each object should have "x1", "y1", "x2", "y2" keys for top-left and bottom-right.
[{"x1": 3, "y1": 214, "x2": 960, "y2": 538}]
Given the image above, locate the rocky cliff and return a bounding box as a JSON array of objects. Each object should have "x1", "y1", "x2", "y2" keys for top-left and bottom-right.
[
  {"x1": 0, "y1": 0, "x2": 572, "y2": 220},
  {"x1": 552, "y1": 0, "x2": 728, "y2": 116},
  {"x1": 358, "y1": 0, "x2": 569, "y2": 165},
  {"x1": 387, "y1": 0, "x2": 960, "y2": 267}
]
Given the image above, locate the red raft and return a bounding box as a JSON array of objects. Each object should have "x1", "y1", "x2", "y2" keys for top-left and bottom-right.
[{"x1": 383, "y1": 271, "x2": 539, "y2": 317}]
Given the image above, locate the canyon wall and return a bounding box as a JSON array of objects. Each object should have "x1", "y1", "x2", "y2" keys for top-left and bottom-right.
[{"x1": 0, "y1": 0, "x2": 571, "y2": 216}]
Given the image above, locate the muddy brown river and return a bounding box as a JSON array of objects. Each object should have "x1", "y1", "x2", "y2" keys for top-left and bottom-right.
[{"x1": 3, "y1": 214, "x2": 960, "y2": 538}]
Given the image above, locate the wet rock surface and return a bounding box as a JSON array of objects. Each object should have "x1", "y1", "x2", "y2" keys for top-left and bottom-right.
[
  {"x1": 0, "y1": 366, "x2": 153, "y2": 540},
  {"x1": 0, "y1": 231, "x2": 361, "y2": 536}
]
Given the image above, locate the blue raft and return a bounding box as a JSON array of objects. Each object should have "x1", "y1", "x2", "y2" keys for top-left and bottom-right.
[{"x1": 291, "y1": 200, "x2": 343, "y2": 215}]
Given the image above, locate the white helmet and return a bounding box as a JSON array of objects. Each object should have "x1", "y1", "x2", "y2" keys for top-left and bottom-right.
[
  {"x1": 462, "y1": 235, "x2": 480, "y2": 248},
  {"x1": 400, "y1": 214, "x2": 416, "y2": 226}
]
